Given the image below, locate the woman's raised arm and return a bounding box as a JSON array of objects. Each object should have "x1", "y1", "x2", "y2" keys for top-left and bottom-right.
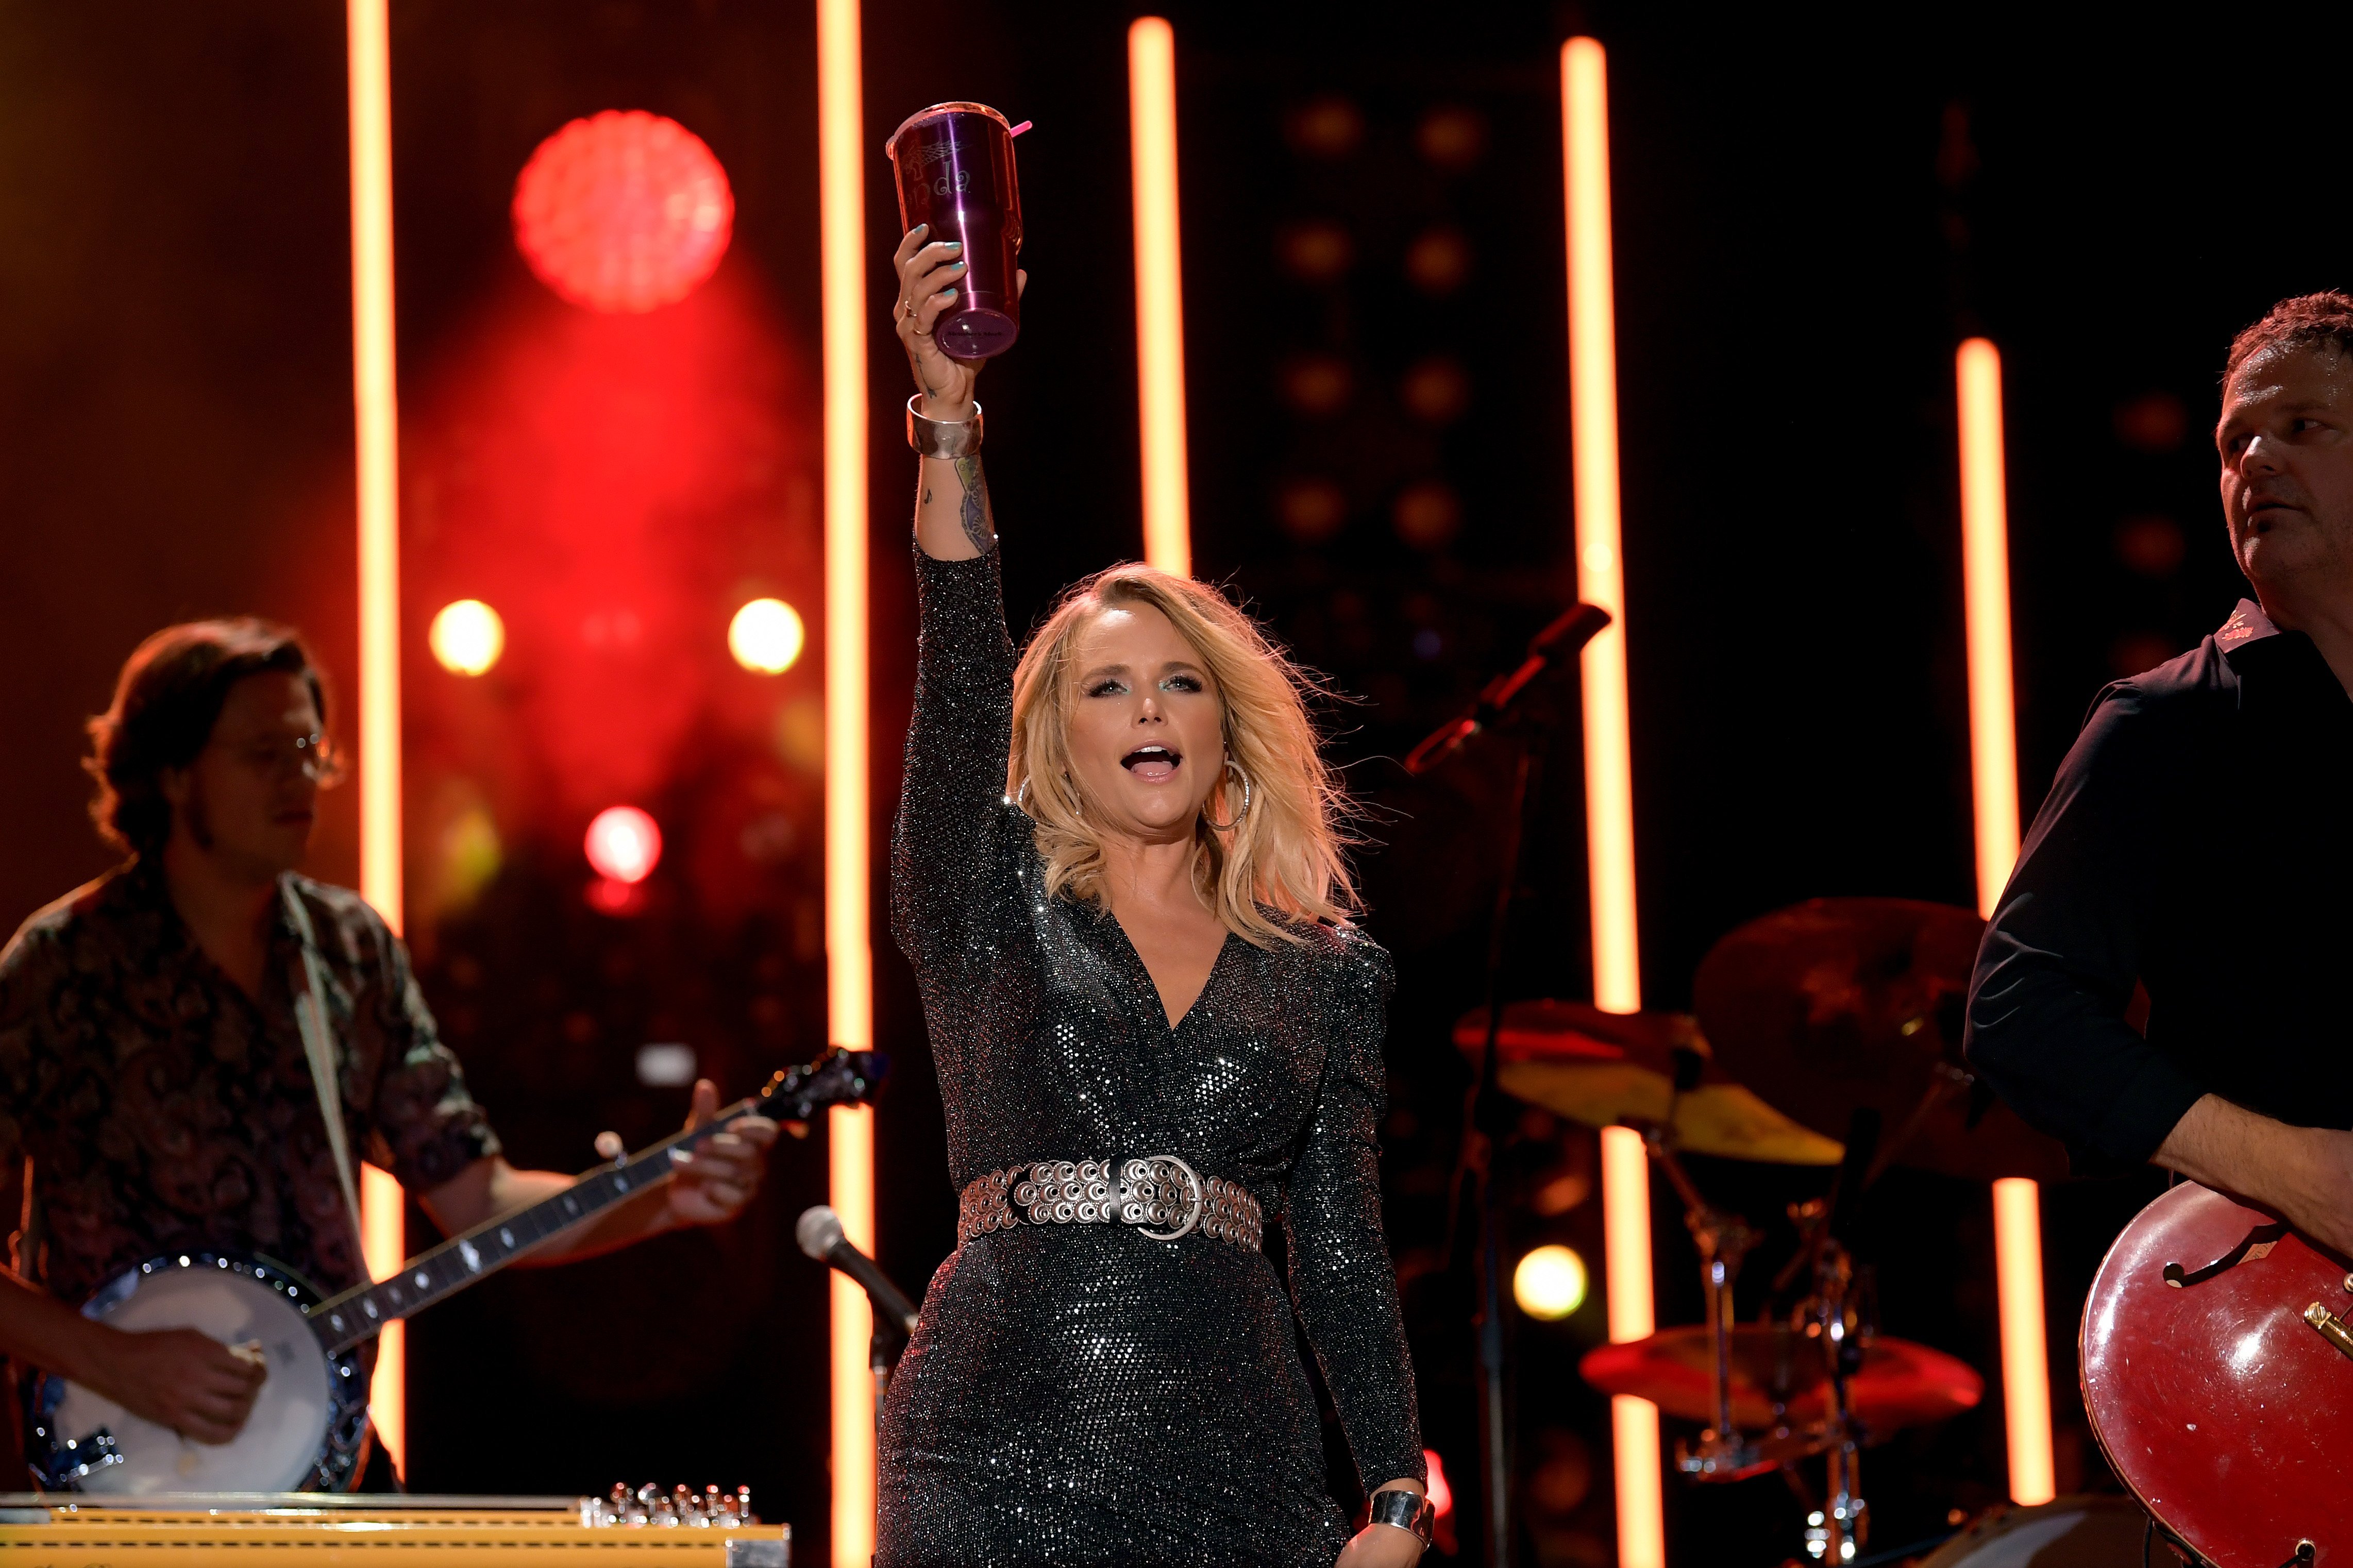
[
  {"x1": 886, "y1": 226, "x2": 1026, "y2": 991},
  {"x1": 894, "y1": 225, "x2": 1021, "y2": 562}
]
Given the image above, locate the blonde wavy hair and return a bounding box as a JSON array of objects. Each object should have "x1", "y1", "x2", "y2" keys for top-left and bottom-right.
[{"x1": 1008, "y1": 564, "x2": 1358, "y2": 948}]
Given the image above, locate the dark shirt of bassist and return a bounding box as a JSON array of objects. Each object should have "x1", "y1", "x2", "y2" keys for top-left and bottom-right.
[
  {"x1": 0, "y1": 619, "x2": 780, "y2": 1484},
  {"x1": 1963, "y1": 292, "x2": 2353, "y2": 1562},
  {"x1": 1965, "y1": 293, "x2": 2353, "y2": 1240}
]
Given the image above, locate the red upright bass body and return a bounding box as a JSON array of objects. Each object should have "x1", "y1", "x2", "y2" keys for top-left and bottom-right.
[{"x1": 2082, "y1": 1181, "x2": 2353, "y2": 1567}]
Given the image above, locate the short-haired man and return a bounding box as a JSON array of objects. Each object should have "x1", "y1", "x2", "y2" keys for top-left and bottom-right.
[
  {"x1": 1967, "y1": 293, "x2": 2353, "y2": 1253},
  {"x1": 0, "y1": 619, "x2": 776, "y2": 1482}
]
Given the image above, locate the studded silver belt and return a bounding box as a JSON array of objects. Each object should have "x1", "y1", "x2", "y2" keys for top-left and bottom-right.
[{"x1": 956, "y1": 1156, "x2": 1264, "y2": 1251}]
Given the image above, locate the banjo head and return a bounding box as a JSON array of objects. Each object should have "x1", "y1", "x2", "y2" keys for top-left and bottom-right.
[{"x1": 37, "y1": 1252, "x2": 369, "y2": 1494}]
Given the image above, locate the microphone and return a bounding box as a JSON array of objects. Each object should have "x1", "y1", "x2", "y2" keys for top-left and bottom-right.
[
  {"x1": 796, "y1": 1205, "x2": 920, "y2": 1335},
  {"x1": 1403, "y1": 602, "x2": 1612, "y2": 776}
]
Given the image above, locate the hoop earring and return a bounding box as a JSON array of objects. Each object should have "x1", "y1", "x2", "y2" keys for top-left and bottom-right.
[
  {"x1": 1202, "y1": 758, "x2": 1252, "y2": 832},
  {"x1": 1016, "y1": 775, "x2": 1080, "y2": 819}
]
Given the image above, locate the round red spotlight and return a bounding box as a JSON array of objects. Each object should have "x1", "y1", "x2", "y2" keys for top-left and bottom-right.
[
  {"x1": 512, "y1": 111, "x2": 733, "y2": 314},
  {"x1": 584, "y1": 805, "x2": 663, "y2": 884}
]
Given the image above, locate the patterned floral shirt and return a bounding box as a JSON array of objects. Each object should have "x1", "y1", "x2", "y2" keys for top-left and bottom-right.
[{"x1": 0, "y1": 861, "x2": 500, "y2": 1307}]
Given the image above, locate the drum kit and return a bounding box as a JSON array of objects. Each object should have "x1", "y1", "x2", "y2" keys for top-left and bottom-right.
[{"x1": 1461, "y1": 898, "x2": 2078, "y2": 1566}]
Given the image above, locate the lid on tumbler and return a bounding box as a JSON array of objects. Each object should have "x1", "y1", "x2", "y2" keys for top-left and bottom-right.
[{"x1": 884, "y1": 101, "x2": 1014, "y2": 162}]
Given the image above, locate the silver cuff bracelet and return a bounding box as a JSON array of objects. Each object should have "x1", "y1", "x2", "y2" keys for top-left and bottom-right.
[
  {"x1": 1367, "y1": 1488, "x2": 1435, "y2": 1547},
  {"x1": 907, "y1": 394, "x2": 982, "y2": 458}
]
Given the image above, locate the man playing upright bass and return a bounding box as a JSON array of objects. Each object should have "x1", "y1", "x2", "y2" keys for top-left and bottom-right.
[
  {"x1": 1966, "y1": 293, "x2": 2353, "y2": 1267},
  {"x1": 0, "y1": 619, "x2": 779, "y2": 1486}
]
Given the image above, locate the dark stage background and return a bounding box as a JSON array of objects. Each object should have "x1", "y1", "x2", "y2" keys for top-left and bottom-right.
[{"x1": 0, "y1": 6, "x2": 2330, "y2": 1564}]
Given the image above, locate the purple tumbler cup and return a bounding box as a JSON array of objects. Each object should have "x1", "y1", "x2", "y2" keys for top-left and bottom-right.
[{"x1": 886, "y1": 102, "x2": 1023, "y2": 360}]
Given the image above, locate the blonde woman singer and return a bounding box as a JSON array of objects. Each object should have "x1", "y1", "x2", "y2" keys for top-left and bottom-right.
[{"x1": 874, "y1": 230, "x2": 1431, "y2": 1565}]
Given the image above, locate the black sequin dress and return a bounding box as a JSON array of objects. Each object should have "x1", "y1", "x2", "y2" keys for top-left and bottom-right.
[{"x1": 877, "y1": 547, "x2": 1425, "y2": 1567}]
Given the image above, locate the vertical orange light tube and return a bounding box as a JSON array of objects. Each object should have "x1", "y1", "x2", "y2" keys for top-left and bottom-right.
[
  {"x1": 1600, "y1": 1127, "x2": 1662, "y2": 1568},
  {"x1": 817, "y1": 0, "x2": 876, "y2": 1560},
  {"x1": 345, "y1": 0, "x2": 406, "y2": 1479},
  {"x1": 1957, "y1": 339, "x2": 2021, "y2": 919},
  {"x1": 360, "y1": 1167, "x2": 404, "y2": 1472},
  {"x1": 1128, "y1": 16, "x2": 1191, "y2": 577},
  {"x1": 1991, "y1": 1177, "x2": 2055, "y2": 1504},
  {"x1": 1956, "y1": 339, "x2": 2055, "y2": 1506},
  {"x1": 1564, "y1": 38, "x2": 1639, "y2": 1021},
  {"x1": 1562, "y1": 39, "x2": 1661, "y2": 1568}
]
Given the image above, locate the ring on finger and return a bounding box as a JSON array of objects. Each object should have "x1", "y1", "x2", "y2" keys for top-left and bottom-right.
[{"x1": 902, "y1": 298, "x2": 918, "y2": 319}]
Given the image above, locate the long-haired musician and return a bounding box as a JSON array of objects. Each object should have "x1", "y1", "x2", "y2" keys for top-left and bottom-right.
[
  {"x1": 1966, "y1": 293, "x2": 2353, "y2": 1250},
  {"x1": 875, "y1": 228, "x2": 1430, "y2": 1567},
  {"x1": 0, "y1": 619, "x2": 777, "y2": 1484}
]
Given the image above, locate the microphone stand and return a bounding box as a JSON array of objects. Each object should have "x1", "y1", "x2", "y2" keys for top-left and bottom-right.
[
  {"x1": 798, "y1": 1205, "x2": 920, "y2": 1431},
  {"x1": 1416, "y1": 600, "x2": 1607, "y2": 1568},
  {"x1": 871, "y1": 1317, "x2": 907, "y2": 1430},
  {"x1": 1465, "y1": 740, "x2": 1538, "y2": 1568}
]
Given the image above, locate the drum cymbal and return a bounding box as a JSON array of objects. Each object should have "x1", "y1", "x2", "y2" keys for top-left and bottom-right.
[
  {"x1": 1692, "y1": 899, "x2": 2068, "y2": 1183},
  {"x1": 1578, "y1": 1325, "x2": 1983, "y2": 1434},
  {"x1": 1454, "y1": 1000, "x2": 1844, "y2": 1166}
]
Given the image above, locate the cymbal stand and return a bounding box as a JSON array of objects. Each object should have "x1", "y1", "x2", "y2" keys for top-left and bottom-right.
[
  {"x1": 1645, "y1": 1134, "x2": 1773, "y2": 1480},
  {"x1": 1784, "y1": 1108, "x2": 1881, "y2": 1564},
  {"x1": 1862, "y1": 1060, "x2": 1972, "y2": 1188},
  {"x1": 1796, "y1": 1235, "x2": 1869, "y2": 1564}
]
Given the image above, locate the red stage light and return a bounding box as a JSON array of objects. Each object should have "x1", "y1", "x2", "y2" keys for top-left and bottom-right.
[
  {"x1": 512, "y1": 111, "x2": 734, "y2": 314},
  {"x1": 584, "y1": 805, "x2": 663, "y2": 884}
]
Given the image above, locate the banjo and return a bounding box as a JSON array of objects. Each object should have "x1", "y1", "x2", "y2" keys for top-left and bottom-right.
[{"x1": 25, "y1": 1047, "x2": 885, "y2": 1495}]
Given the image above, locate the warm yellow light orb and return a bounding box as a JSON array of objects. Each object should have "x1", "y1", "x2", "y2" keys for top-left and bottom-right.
[
  {"x1": 729, "y1": 597, "x2": 805, "y2": 674},
  {"x1": 1513, "y1": 1243, "x2": 1589, "y2": 1321},
  {"x1": 429, "y1": 599, "x2": 506, "y2": 676}
]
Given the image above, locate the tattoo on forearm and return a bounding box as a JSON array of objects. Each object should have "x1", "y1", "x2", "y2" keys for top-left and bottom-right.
[
  {"x1": 954, "y1": 456, "x2": 991, "y2": 551},
  {"x1": 908, "y1": 345, "x2": 943, "y2": 402},
  {"x1": 922, "y1": 487, "x2": 933, "y2": 505}
]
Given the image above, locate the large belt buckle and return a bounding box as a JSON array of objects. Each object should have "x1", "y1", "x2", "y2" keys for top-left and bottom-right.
[{"x1": 1132, "y1": 1154, "x2": 1203, "y2": 1242}]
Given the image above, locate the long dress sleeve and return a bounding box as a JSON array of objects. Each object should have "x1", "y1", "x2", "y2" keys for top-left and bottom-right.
[
  {"x1": 1963, "y1": 681, "x2": 2209, "y2": 1171},
  {"x1": 1285, "y1": 932, "x2": 1427, "y2": 1492},
  {"x1": 889, "y1": 545, "x2": 1018, "y2": 997}
]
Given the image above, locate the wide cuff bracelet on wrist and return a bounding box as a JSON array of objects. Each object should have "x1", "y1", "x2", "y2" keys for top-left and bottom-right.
[
  {"x1": 907, "y1": 395, "x2": 982, "y2": 458},
  {"x1": 1368, "y1": 1488, "x2": 1435, "y2": 1546}
]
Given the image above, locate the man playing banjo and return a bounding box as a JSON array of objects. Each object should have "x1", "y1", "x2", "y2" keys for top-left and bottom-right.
[{"x1": 0, "y1": 619, "x2": 778, "y2": 1486}]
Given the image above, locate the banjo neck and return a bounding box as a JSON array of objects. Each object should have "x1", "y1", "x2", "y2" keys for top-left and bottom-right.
[{"x1": 306, "y1": 1048, "x2": 882, "y2": 1358}]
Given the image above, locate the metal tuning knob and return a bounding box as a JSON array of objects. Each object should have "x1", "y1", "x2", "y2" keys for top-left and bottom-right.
[
  {"x1": 585, "y1": 1482, "x2": 757, "y2": 1531},
  {"x1": 47, "y1": 1428, "x2": 124, "y2": 1483}
]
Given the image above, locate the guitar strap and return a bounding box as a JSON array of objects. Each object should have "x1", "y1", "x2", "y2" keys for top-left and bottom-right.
[{"x1": 280, "y1": 876, "x2": 369, "y2": 1261}]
